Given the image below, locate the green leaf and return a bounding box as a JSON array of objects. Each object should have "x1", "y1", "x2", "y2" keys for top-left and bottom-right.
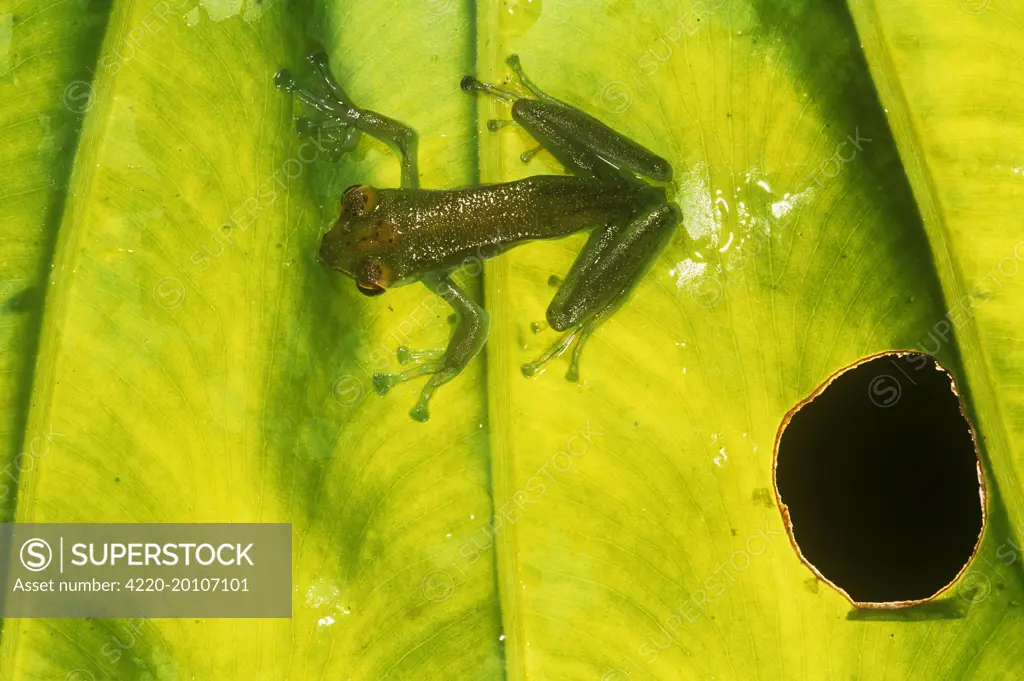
[{"x1": 0, "y1": 0, "x2": 1020, "y2": 679}]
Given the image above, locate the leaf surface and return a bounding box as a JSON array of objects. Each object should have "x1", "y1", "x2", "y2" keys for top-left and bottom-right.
[{"x1": 1, "y1": 0, "x2": 1021, "y2": 678}]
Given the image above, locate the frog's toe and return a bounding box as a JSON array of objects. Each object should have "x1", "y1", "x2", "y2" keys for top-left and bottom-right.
[
  {"x1": 396, "y1": 346, "x2": 445, "y2": 365},
  {"x1": 520, "y1": 145, "x2": 542, "y2": 164},
  {"x1": 409, "y1": 404, "x2": 430, "y2": 422},
  {"x1": 521, "y1": 361, "x2": 541, "y2": 378},
  {"x1": 273, "y1": 69, "x2": 295, "y2": 91},
  {"x1": 565, "y1": 365, "x2": 580, "y2": 382},
  {"x1": 309, "y1": 51, "x2": 330, "y2": 68},
  {"x1": 372, "y1": 373, "x2": 393, "y2": 395},
  {"x1": 294, "y1": 116, "x2": 319, "y2": 136},
  {"x1": 487, "y1": 119, "x2": 516, "y2": 132},
  {"x1": 521, "y1": 327, "x2": 579, "y2": 379}
]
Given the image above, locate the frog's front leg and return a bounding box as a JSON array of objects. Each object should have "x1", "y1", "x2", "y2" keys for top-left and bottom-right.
[
  {"x1": 372, "y1": 274, "x2": 489, "y2": 422},
  {"x1": 275, "y1": 52, "x2": 420, "y2": 188},
  {"x1": 524, "y1": 202, "x2": 681, "y2": 381}
]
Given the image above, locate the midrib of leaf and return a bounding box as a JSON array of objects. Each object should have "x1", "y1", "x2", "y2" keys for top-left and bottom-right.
[
  {"x1": 846, "y1": 0, "x2": 1024, "y2": 553},
  {"x1": 477, "y1": 2, "x2": 532, "y2": 677}
]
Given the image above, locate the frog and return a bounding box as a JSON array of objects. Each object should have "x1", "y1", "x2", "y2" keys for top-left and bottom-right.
[{"x1": 274, "y1": 52, "x2": 680, "y2": 422}]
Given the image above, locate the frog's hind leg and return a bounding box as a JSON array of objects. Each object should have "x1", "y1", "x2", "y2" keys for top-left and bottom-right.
[
  {"x1": 511, "y1": 55, "x2": 674, "y2": 184},
  {"x1": 276, "y1": 53, "x2": 420, "y2": 188},
  {"x1": 372, "y1": 275, "x2": 489, "y2": 422},
  {"x1": 523, "y1": 202, "x2": 681, "y2": 381}
]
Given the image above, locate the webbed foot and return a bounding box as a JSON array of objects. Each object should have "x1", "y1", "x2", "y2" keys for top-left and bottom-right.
[{"x1": 274, "y1": 55, "x2": 360, "y2": 160}]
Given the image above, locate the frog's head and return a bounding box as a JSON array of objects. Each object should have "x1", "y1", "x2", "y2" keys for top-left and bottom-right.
[{"x1": 318, "y1": 184, "x2": 397, "y2": 297}]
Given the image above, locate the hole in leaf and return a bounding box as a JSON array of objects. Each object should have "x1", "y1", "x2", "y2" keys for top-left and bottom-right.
[{"x1": 773, "y1": 351, "x2": 985, "y2": 607}]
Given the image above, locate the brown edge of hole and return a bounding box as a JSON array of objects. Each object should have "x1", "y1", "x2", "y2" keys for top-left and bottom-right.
[{"x1": 770, "y1": 349, "x2": 988, "y2": 609}]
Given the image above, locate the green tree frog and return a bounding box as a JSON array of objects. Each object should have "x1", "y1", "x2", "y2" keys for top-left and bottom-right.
[{"x1": 275, "y1": 53, "x2": 680, "y2": 422}]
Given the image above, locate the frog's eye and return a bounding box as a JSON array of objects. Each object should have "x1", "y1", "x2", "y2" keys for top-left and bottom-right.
[
  {"x1": 355, "y1": 258, "x2": 392, "y2": 297},
  {"x1": 342, "y1": 185, "x2": 378, "y2": 216}
]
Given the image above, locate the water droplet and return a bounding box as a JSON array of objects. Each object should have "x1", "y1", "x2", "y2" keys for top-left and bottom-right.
[
  {"x1": 503, "y1": 0, "x2": 541, "y2": 38},
  {"x1": 670, "y1": 257, "x2": 707, "y2": 289},
  {"x1": 771, "y1": 199, "x2": 793, "y2": 219}
]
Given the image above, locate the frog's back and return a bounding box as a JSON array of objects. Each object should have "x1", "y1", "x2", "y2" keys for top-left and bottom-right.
[{"x1": 384, "y1": 175, "x2": 637, "y2": 279}]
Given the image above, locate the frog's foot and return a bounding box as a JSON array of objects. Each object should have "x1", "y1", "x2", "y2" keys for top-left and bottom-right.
[
  {"x1": 294, "y1": 116, "x2": 360, "y2": 161},
  {"x1": 396, "y1": 346, "x2": 445, "y2": 365},
  {"x1": 521, "y1": 327, "x2": 582, "y2": 378},
  {"x1": 487, "y1": 119, "x2": 518, "y2": 132},
  {"x1": 372, "y1": 362, "x2": 441, "y2": 395},
  {"x1": 523, "y1": 313, "x2": 607, "y2": 382},
  {"x1": 520, "y1": 145, "x2": 543, "y2": 164},
  {"x1": 505, "y1": 54, "x2": 560, "y2": 105},
  {"x1": 275, "y1": 58, "x2": 360, "y2": 159},
  {"x1": 274, "y1": 66, "x2": 349, "y2": 117},
  {"x1": 372, "y1": 357, "x2": 463, "y2": 422},
  {"x1": 277, "y1": 52, "x2": 420, "y2": 188},
  {"x1": 564, "y1": 324, "x2": 600, "y2": 382},
  {"x1": 461, "y1": 75, "x2": 518, "y2": 103}
]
